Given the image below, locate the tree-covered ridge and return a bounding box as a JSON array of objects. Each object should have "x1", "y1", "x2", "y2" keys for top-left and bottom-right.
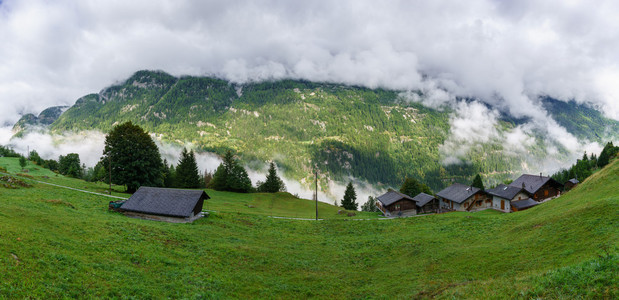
[
  {"x1": 46, "y1": 70, "x2": 619, "y2": 192},
  {"x1": 542, "y1": 97, "x2": 619, "y2": 143}
]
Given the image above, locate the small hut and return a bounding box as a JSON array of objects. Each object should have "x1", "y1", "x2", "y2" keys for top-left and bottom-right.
[{"x1": 119, "y1": 186, "x2": 209, "y2": 223}]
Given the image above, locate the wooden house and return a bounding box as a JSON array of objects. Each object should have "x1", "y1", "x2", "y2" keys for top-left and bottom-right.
[
  {"x1": 509, "y1": 174, "x2": 563, "y2": 202},
  {"x1": 436, "y1": 183, "x2": 490, "y2": 212},
  {"x1": 485, "y1": 184, "x2": 531, "y2": 213},
  {"x1": 119, "y1": 186, "x2": 209, "y2": 223},
  {"x1": 376, "y1": 190, "x2": 418, "y2": 217},
  {"x1": 564, "y1": 178, "x2": 579, "y2": 191},
  {"x1": 412, "y1": 192, "x2": 440, "y2": 214}
]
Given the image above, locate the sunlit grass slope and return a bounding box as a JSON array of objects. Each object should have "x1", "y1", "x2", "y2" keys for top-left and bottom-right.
[{"x1": 0, "y1": 158, "x2": 617, "y2": 298}]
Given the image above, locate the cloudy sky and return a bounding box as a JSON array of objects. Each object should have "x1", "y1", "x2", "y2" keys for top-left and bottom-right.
[{"x1": 1, "y1": 0, "x2": 618, "y2": 127}]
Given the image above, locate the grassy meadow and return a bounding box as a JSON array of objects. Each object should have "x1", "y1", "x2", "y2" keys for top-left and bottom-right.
[{"x1": 0, "y1": 157, "x2": 617, "y2": 298}]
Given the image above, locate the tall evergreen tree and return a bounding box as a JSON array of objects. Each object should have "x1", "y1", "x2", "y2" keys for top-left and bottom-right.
[
  {"x1": 472, "y1": 174, "x2": 485, "y2": 190},
  {"x1": 257, "y1": 162, "x2": 286, "y2": 192},
  {"x1": 597, "y1": 142, "x2": 617, "y2": 168},
  {"x1": 102, "y1": 121, "x2": 163, "y2": 193},
  {"x1": 208, "y1": 150, "x2": 252, "y2": 193},
  {"x1": 175, "y1": 148, "x2": 201, "y2": 188},
  {"x1": 162, "y1": 159, "x2": 176, "y2": 188},
  {"x1": 341, "y1": 181, "x2": 358, "y2": 210}
]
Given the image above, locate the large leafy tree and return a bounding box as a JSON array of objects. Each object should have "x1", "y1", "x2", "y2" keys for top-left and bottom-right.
[
  {"x1": 257, "y1": 162, "x2": 286, "y2": 193},
  {"x1": 103, "y1": 121, "x2": 163, "y2": 193},
  {"x1": 175, "y1": 148, "x2": 201, "y2": 188},
  {"x1": 58, "y1": 153, "x2": 82, "y2": 178},
  {"x1": 400, "y1": 177, "x2": 432, "y2": 197},
  {"x1": 208, "y1": 150, "x2": 252, "y2": 193},
  {"x1": 471, "y1": 174, "x2": 484, "y2": 190},
  {"x1": 361, "y1": 196, "x2": 379, "y2": 212},
  {"x1": 340, "y1": 181, "x2": 358, "y2": 210}
]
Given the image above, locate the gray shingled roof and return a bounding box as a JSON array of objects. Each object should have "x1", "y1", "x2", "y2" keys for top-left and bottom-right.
[
  {"x1": 486, "y1": 184, "x2": 527, "y2": 200},
  {"x1": 121, "y1": 186, "x2": 209, "y2": 218},
  {"x1": 509, "y1": 174, "x2": 563, "y2": 194},
  {"x1": 376, "y1": 190, "x2": 415, "y2": 206},
  {"x1": 567, "y1": 178, "x2": 579, "y2": 184},
  {"x1": 412, "y1": 192, "x2": 436, "y2": 207},
  {"x1": 436, "y1": 183, "x2": 481, "y2": 204},
  {"x1": 511, "y1": 198, "x2": 539, "y2": 210}
]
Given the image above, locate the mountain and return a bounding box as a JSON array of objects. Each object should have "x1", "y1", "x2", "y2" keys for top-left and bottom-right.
[
  {"x1": 11, "y1": 105, "x2": 69, "y2": 137},
  {"x1": 13, "y1": 70, "x2": 619, "y2": 192}
]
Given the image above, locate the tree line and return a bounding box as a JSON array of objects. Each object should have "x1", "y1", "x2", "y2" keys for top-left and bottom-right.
[
  {"x1": 3, "y1": 122, "x2": 287, "y2": 194},
  {"x1": 552, "y1": 141, "x2": 618, "y2": 186}
]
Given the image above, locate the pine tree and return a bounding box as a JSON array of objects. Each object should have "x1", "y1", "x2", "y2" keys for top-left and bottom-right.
[
  {"x1": 175, "y1": 148, "x2": 201, "y2": 188},
  {"x1": 597, "y1": 142, "x2": 617, "y2": 168},
  {"x1": 208, "y1": 150, "x2": 252, "y2": 193},
  {"x1": 341, "y1": 181, "x2": 358, "y2": 210},
  {"x1": 258, "y1": 162, "x2": 286, "y2": 192},
  {"x1": 472, "y1": 174, "x2": 484, "y2": 190}
]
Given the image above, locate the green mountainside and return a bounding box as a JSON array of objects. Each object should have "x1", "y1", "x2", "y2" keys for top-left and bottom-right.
[{"x1": 14, "y1": 70, "x2": 619, "y2": 191}]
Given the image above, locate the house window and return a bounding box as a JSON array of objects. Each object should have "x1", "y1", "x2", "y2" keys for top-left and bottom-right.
[
  {"x1": 544, "y1": 190, "x2": 549, "y2": 197},
  {"x1": 395, "y1": 204, "x2": 401, "y2": 211}
]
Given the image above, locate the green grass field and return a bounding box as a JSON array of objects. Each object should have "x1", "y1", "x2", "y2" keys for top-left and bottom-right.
[{"x1": 0, "y1": 157, "x2": 617, "y2": 298}]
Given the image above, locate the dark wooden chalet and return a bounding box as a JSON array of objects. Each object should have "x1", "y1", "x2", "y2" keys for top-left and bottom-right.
[
  {"x1": 510, "y1": 198, "x2": 539, "y2": 211},
  {"x1": 509, "y1": 174, "x2": 563, "y2": 202},
  {"x1": 436, "y1": 183, "x2": 490, "y2": 212},
  {"x1": 376, "y1": 190, "x2": 418, "y2": 217},
  {"x1": 564, "y1": 178, "x2": 579, "y2": 191},
  {"x1": 120, "y1": 186, "x2": 209, "y2": 223},
  {"x1": 412, "y1": 192, "x2": 440, "y2": 214}
]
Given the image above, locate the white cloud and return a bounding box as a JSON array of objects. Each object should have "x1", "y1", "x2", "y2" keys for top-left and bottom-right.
[
  {"x1": 0, "y1": 0, "x2": 618, "y2": 127},
  {"x1": 439, "y1": 101, "x2": 500, "y2": 165}
]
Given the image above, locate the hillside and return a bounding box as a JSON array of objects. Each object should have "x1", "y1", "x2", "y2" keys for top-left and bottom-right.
[
  {"x1": 13, "y1": 70, "x2": 619, "y2": 193},
  {"x1": 0, "y1": 155, "x2": 617, "y2": 298}
]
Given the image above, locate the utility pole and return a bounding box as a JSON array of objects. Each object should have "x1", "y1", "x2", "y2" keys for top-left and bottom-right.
[
  {"x1": 315, "y1": 169, "x2": 318, "y2": 220},
  {"x1": 108, "y1": 155, "x2": 112, "y2": 195}
]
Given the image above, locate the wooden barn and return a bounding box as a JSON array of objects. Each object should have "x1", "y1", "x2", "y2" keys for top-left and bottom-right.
[
  {"x1": 509, "y1": 174, "x2": 563, "y2": 202},
  {"x1": 412, "y1": 192, "x2": 440, "y2": 214},
  {"x1": 564, "y1": 178, "x2": 579, "y2": 191},
  {"x1": 119, "y1": 186, "x2": 209, "y2": 223},
  {"x1": 436, "y1": 183, "x2": 490, "y2": 212},
  {"x1": 486, "y1": 184, "x2": 531, "y2": 213},
  {"x1": 376, "y1": 190, "x2": 418, "y2": 217}
]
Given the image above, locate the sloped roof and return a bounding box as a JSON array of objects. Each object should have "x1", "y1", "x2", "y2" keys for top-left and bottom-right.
[
  {"x1": 121, "y1": 186, "x2": 209, "y2": 218},
  {"x1": 509, "y1": 174, "x2": 563, "y2": 194},
  {"x1": 567, "y1": 178, "x2": 579, "y2": 184},
  {"x1": 376, "y1": 190, "x2": 415, "y2": 206},
  {"x1": 486, "y1": 184, "x2": 527, "y2": 200},
  {"x1": 511, "y1": 198, "x2": 539, "y2": 210},
  {"x1": 412, "y1": 192, "x2": 437, "y2": 207},
  {"x1": 436, "y1": 183, "x2": 481, "y2": 204}
]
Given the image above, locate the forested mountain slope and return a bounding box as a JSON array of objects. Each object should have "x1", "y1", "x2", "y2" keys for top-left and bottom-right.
[{"x1": 14, "y1": 70, "x2": 619, "y2": 191}]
